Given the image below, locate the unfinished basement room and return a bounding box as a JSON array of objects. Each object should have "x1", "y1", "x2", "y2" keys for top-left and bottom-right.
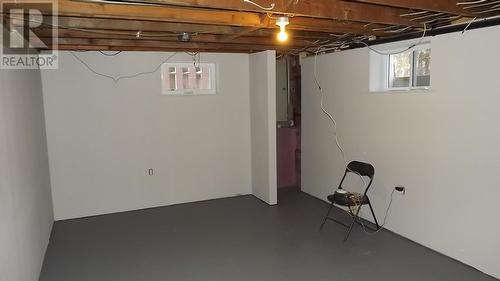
[{"x1": 1, "y1": 0, "x2": 500, "y2": 280}]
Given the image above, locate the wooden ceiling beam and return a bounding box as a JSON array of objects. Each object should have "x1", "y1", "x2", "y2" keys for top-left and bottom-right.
[
  {"x1": 46, "y1": 37, "x2": 298, "y2": 51},
  {"x1": 42, "y1": 15, "x2": 384, "y2": 37},
  {"x1": 45, "y1": 0, "x2": 417, "y2": 33},
  {"x1": 346, "y1": 0, "x2": 472, "y2": 16},
  {"x1": 49, "y1": 16, "x2": 244, "y2": 34},
  {"x1": 85, "y1": 0, "x2": 418, "y2": 26},
  {"x1": 50, "y1": 44, "x2": 253, "y2": 53},
  {"x1": 37, "y1": 17, "x2": 351, "y2": 40},
  {"x1": 35, "y1": 28, "x2": 313, "y2": 47},
  {"x1": 36, "y1": 24, "x2": 341, "y2": 41},
  {"x1": 219, "y1": 14, "x2": 269, "y2": 41},
  {"x1": 288, "y1": 17, "x2": 385, "y2": 35},
  {"x1": 219, "y1": 27, "x2": 263, "y2": 41}
]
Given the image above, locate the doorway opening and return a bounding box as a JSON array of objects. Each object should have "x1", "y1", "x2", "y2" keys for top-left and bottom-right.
[{"x1": 276, "y1": 55, "x2": 301, "y2": 192}]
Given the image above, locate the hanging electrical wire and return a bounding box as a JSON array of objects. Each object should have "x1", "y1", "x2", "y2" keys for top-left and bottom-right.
[
  {"x1": 354, "y1": 23, "x2": 427, "y2": 56},
  {"x1": 243, "y1": 0, "x2": 275, "y2": 11},
  {"x1": 98, "y1": 50, "x2": 122, "y2": 56},
  {"x1": 69, "y1": 52, "x2": 178, "y2": 83},
  {"x1": 185, "y1": 52, "x2": 201, "y2": 67},
  {"x1": 462, "y1": 17, "x2": 478, "y2": 33},
  {"x1": 457, "y1": 0, "x2": 500, "y2": 14}
]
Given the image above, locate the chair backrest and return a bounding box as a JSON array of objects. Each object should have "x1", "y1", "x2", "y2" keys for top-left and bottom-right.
[
  {"x1": 347, "y1": 161, "x2": 374, "y2": 178},
  {"x1": 338, "y1": 161, "x2": 375, "y2": 195}
]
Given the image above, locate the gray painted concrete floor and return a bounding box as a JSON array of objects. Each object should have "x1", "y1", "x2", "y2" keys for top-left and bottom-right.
[{"x1": 40, "y1": 188, "x2": 496, "y2": 281}]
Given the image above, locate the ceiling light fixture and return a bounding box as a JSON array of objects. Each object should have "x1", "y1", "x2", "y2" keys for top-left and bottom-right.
[{"x1": 276, "y1": 16, "x2": 289, "y2": 42}]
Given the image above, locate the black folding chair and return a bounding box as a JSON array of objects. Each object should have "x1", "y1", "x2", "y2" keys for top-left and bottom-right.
[{"x1": 319, "y1": 161, "x2": 380, "y2": 241}]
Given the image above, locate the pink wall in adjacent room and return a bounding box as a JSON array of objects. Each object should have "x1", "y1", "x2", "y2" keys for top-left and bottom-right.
[{"x1": 277, "y1": 127, "x2": 299, "y2": 188}]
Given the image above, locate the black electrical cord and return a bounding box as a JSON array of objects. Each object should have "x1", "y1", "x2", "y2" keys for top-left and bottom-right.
[{"x1": 98, "y1": 51, "x2": 123, "y2": 56}]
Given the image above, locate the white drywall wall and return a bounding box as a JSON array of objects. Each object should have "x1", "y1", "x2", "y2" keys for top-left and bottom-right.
[
  {"x1": 0, "y1": 38, "x2": 54, "y2": 281},
  {"x1": 249, "y1": 51, "x2": 277, "y2": 205},
  {"x1": 301, "y1": 25, "x2": 500, "y2": 279},
  {"x1": 41, "y1": 51, "x2": 253, "y2": 220}
]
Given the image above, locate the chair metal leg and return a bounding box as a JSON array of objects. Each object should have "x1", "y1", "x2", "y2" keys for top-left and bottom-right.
[
  {"x1": 367, "y1": 200, "x2": 380, "y2": 230},
  {"x1": 344, "y1": 205, "x2": 362, "y2": 242},
  {"x1": 320, "y1": 202, "x2": 334, "y2": 231}
]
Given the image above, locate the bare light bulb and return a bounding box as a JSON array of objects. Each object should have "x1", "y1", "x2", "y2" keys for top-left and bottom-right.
[
  {"x1": 275, "y1": 16, "x2": 289, "y2": 43},
  {"x1": 277, "y1": 27, "x2": 288, "y2": 42}
]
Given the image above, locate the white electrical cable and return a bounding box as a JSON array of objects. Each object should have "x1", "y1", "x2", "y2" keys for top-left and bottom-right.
[
  {"x1": 355, "y1": 24, "x2": 428, "y2": 56},
  {"x1": 70, "y1": 52, "x2": 178, "y2": 83},
  {"x1": 313, "y1": 49, "x2": 347, "y2": 167},
  {"x1": 314, "y1": 46, "x2": 371, "y2": 195},
  {"x1": 356, "y1": 189, "x2": 396, "y2": 235},
  {"x1": 243, "y1": 0, "x2": 275, "y2": 10},
  {"x1": 462, "y1": 17, "x2": 478, "y2": 33}
]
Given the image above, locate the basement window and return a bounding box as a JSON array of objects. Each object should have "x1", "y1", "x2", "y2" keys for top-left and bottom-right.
[
  {"x1": 370, "y1": 42, "x2": 431, "y2": 92},
  {"x1": 389, "y1": 46, "x2": 431, "y2": 89},
  {"x1": 161, "y1": 63, "x2": 216, "y2": 95}
]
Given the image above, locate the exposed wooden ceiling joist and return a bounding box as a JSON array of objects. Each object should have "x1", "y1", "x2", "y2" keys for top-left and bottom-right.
[
  {"x1": 347, "y1": 0, "x2": 472, "y2": 16},
  {"x1": 36, "y1": 17, "x2": 355, "y2": 41},
  {"x1": 218, "y1": 14, "x2": 269, "y2": 41},
  {"x1": 220, "y1": 26, "x2": 265, "y2": 42},
  {"x1": 48, "y1": 0, "x2": 419, "y2": 31},
  {"x1": 78, "y1": 0, "x2": 419, "y2": 26},
  {"x1": 46, "y1": 37, "x2": 296, "y2": 52},
  {"x1": 41, "y1": 15, "x2": 385, "y2": 37},
  {"x1": 50, "y1": 44, "x2": 255, "y2": 53},
  {"x1": 51, "y1": 16, "x2": 243, "y2": 35},
  {"x1": 35, "y1": 28, "x2": 313, "y2": 47}
]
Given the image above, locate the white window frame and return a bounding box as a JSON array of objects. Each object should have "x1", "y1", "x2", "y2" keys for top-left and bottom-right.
[
  {"x1": 386, "y1": 44, "x2": 431, "y2": 91},
  {"x1": 161, "y1": 63, "x2": 217, "y2": 95}
]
